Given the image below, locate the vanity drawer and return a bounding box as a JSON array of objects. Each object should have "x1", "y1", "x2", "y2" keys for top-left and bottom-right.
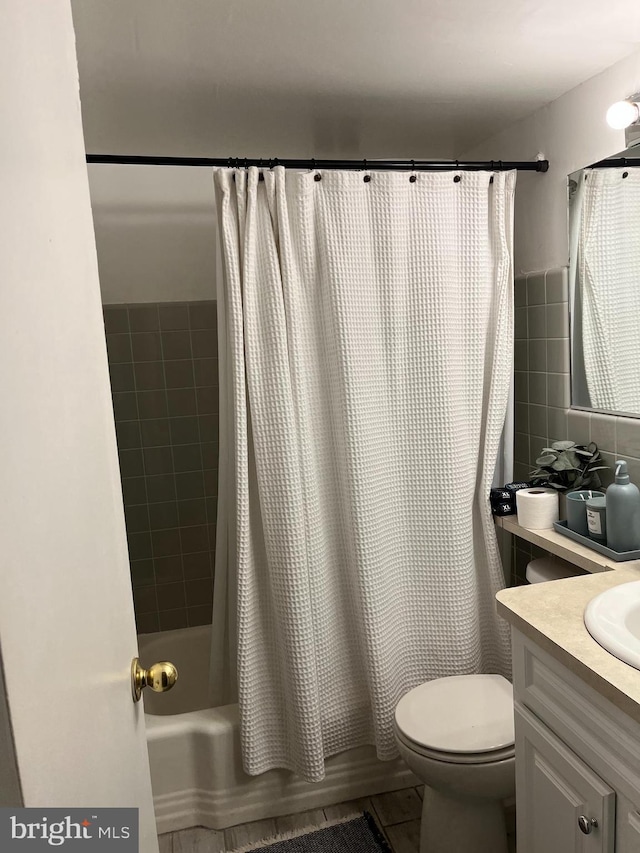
[{"x1": 512, "y1": 628, "x2": 640, "y2": 801}]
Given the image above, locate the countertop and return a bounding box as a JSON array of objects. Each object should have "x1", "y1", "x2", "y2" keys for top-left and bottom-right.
[{"x1": 496, "y1": 566, "x2": 640, "y2": 724}]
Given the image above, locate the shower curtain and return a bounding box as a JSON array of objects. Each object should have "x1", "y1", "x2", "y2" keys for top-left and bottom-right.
[
  {"x1": 212, "y1": 166, "x2": 514, "y2": 782},
  {"x1": 579, "y1": 168, "x2": 640, "y2": 413}
]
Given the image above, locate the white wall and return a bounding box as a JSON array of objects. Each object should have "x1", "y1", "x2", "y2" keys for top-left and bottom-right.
[
  {"x1": 71, "y1": 0, "x2": 640, "y2": 161},
  {"x1": 89, "y1": 164, "x2": 217, "y2": 304},
  {"x1": 465, "y1": 48, "x2": 640, "y2": 488},
  {"x1": 90, "y1": 48, "x2": 640, "y2": 303},
  {"x1": 463, "y1": 49, "x2": 640, "y2": 273},
  {"x1": 91, "y1": 47, "x2": 640, "y2": 301},
  {"x1": 0, "y1": 3, "x2": 157, "y2": 848}
]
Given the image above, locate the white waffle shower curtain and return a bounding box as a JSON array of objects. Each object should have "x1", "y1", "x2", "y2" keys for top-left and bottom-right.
[
  {"x1": 213, "y1": 166, "x2": 514, "y2": 782},
  {"x1": 579, "y1": 168, "x2": 640, "y2": 413}
]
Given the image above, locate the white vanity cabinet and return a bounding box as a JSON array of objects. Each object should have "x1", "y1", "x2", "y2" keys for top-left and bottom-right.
[
  {"x1": 615, "y1": 795, "x2": 640, "y2": 850},
  {"x1": 511, "y1": 629, "x2": 640, "y2": 853},
  {"x1": 516, "y1": 705, "x2": 615, "y2": 852}
]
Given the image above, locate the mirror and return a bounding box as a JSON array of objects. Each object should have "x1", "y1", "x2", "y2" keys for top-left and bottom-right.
[{"x1": 569, "y1": 146, "x2": 640, "y2": 417}]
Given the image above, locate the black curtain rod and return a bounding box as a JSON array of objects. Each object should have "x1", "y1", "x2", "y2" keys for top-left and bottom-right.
[
  {"x1": 86, "y1": 154, "x2": 549, "y2": 172},
  {"x1": 590, "y1": 157, "x2": 640, "y2": 169}
]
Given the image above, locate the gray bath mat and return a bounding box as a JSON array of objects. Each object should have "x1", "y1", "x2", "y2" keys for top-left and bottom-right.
[{"x1": 228, "y1": 813, "x2": 391, "y2": 853}]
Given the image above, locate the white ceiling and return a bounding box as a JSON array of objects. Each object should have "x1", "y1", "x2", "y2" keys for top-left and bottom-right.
[{"x1": 72, "y1": 0, "x2": 640, "y2": 159}]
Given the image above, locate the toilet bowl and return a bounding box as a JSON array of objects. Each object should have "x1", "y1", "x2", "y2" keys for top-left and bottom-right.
[{"x1": 394, "y1": 674, "x2": 515, "y2": 853}]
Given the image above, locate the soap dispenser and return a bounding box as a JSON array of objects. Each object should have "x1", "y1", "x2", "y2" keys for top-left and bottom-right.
[{"x1": 606, "y1": 460, "x2": 640, "y2": 552}]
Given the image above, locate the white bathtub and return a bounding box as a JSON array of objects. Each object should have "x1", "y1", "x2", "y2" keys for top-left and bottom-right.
[{"x1": 139, "y1": 625, "x2": 418, "y2": 833}]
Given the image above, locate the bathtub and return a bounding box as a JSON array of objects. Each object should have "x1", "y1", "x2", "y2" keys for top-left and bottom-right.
[{"x1": 139, "y1": 626, "x2": 418, "y2": 833}]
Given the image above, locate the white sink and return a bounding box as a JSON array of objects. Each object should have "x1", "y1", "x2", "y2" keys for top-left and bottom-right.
[{"x1": 584, "y1": 580, "x2": 640, "y2": 670}]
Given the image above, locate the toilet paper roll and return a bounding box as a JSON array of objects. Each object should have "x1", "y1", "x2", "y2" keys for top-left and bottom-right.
[{"x1": 515, "y1": 487, "x2": 559, "y2": 530}]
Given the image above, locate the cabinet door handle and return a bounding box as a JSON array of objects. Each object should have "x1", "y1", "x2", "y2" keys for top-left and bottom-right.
[{"x1": 578, "y1": 816, "x2": 598, "y2": 835}]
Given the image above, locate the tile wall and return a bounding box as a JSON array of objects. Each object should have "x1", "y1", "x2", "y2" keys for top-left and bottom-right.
[
  {"x1": 103, "y1": 301, "x2": 218, "y2": 632},
  {"x1": 511, "y1": 267, "x2": 640, "y2": 583}
]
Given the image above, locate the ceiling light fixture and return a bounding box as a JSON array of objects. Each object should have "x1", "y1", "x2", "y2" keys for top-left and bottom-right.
[{"x1": 606, "y1": 99, "x2": 640, "y2": 130}]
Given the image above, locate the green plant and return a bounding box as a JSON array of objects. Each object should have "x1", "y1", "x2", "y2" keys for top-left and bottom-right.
[{"x1": 529, "y1": 440, "x2": 609, "y2": 491}]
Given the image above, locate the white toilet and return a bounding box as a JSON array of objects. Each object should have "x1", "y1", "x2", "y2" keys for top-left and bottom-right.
[
  {"x1": 394, "y1": 673, "x2": 515, "y2": 853},
  {"x1": 393, "y1": 556, "x2": 583, "y2": 853}
]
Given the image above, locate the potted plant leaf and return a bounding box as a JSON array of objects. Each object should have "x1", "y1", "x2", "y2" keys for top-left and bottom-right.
[{"x1": 529, "y1": 440, "x2": 610, "y2": 516}]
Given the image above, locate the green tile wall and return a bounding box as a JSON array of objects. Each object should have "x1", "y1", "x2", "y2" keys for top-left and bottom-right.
[
  {"x1": 104, "y1": 301, "x2": 218, "y2": 633},
  {"x1": 512, "y1": 267, "x2": 640, "y2": 583}
]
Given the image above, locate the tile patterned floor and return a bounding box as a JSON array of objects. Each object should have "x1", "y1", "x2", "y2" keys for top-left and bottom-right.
[{"x1": 159, "y1": 786, "x2": 517, "y2": 853}]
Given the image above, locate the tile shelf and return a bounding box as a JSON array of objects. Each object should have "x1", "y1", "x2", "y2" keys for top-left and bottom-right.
[{"x1": 495, "y1": 514, "x2": 640, "y2": 575}]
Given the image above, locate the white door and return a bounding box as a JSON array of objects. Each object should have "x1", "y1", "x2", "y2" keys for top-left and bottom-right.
[
  {"x1": 516, "y1": 706, "x2": 615, "y2": 853},
  {"x1": 0, "y1": 4, "x2": 158, "y2": 852}
]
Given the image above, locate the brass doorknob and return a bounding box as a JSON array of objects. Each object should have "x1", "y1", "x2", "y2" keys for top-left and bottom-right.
[{"x1": 131, "y1": 657, "x2": 178, "y2": 702}]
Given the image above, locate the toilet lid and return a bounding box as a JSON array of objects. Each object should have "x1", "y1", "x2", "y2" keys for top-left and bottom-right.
[{"x1": 394, "y1": 674, "x2": 515, "y2": 754}]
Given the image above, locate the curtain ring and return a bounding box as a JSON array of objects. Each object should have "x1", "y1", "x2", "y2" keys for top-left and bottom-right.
[{"x1": 363, "y1": 158, "x2": 367, "y2": 171}]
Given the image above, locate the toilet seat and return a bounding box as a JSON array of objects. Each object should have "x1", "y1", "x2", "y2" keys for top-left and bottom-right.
[
  {"x1": 394, "y1": 674, "x2": 515, "y2": 761},
  {"x1": 395, "y1": 725, "x2": 515, "y2": 765}
]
